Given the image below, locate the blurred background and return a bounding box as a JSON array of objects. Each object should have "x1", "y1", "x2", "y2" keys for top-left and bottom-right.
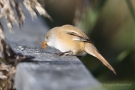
[{"x1": 39, "y1": 0, "x2": 135, "y2": 89}]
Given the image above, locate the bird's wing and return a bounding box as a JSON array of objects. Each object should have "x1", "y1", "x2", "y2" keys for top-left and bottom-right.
[{"x1": 66, "y1": 30, "x2": 92, "y2": 43}]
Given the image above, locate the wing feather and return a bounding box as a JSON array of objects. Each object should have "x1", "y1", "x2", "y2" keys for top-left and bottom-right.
[{"x1": 66, "y1": 31, "x2": 92, "y2": 43}]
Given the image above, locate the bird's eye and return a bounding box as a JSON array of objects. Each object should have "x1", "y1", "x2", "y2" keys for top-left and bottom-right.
[
  {"x1": 46, "y1": 36, "x2": 48, "y2": 39},
  {"x1": 45, "y1": 36, "x2": 49, "y2": 41}
]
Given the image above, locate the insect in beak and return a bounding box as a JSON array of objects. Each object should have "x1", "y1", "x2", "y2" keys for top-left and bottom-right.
[{"x1": 40, "y1": 42, "x2": 47, "y2": 49}]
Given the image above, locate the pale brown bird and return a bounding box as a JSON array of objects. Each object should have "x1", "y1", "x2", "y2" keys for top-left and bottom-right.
[{"x1": 41, "y1": 24, "x2": 116, "y2": 74}]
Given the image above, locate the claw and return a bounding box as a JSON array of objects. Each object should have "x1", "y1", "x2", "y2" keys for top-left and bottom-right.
[{"x1": 56, "y1": 51, "x2": 73, "y2": 56}]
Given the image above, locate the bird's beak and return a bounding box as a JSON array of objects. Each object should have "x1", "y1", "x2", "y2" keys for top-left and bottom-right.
[{"x1": 40, "y1": 41, "x2": 47, "y2": 49}]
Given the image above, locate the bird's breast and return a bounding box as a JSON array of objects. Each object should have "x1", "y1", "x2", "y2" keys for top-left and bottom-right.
[{"x1": 47, "y1": 36, "x2": 70, "y2": 52}]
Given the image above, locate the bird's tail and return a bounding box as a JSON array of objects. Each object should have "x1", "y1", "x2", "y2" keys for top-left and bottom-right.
[{"x1": 84, "y1": 43, "x2": 116, "y2": 74}]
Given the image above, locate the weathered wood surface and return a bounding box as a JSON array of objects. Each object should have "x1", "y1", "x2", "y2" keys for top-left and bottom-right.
[
  {"x1": 14, "y1": 47, "x2": 102, "y2": 90},
  {"x1": 3, "y1": 4, "x2": 103, "y2": 90}
]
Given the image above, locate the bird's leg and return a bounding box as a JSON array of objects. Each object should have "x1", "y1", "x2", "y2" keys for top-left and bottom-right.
[{"x1": 57, "y1": 51, "x2": 73, "y2": 56}]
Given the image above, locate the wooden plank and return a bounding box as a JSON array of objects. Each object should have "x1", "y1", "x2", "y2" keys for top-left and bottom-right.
[{"x1": 14, "y1": 47, "x2": 102, "y2": 90}]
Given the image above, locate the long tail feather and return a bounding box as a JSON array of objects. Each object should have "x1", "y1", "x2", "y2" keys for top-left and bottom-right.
[{"x1": 84, "y1": 43, "x2": 116, "y2": 74}]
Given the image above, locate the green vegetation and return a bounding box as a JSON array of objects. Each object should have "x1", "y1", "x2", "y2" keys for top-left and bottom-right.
[{"x1": 79, "y1": 0, "x2": 135, "y2": 90}]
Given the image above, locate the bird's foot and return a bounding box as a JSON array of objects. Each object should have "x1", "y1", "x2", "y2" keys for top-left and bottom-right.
[{"x1": 56, "y1": 51, "x2": 73, "y2": 56}]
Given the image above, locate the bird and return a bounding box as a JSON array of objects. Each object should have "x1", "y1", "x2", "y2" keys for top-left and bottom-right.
[{"x1": 41, "y1": 24, "x2": 116, "y2": 74}]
